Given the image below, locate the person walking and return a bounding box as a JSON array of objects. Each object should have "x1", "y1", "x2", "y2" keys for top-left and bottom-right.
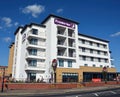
[{"x1": 4, "y1": 78, "x2": 9, "y2": 90}]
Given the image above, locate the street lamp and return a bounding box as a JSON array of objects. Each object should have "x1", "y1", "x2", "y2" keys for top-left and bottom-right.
[
  {"x1": 1, "y1": 67, "x2": 5, "y2": 92},
  {"x1": 102, "y1": 66, "x2": 108, "y2": 84},
  {"x1": 52, "y1": 59, "x2": 57, "y2": 83}
]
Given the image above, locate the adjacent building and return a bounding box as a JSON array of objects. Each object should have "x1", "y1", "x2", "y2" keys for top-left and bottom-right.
[
  {"x1": 0, "y1": 66, "x2": 8, "y2": 82},
  {"x1": 7, "y1": 42, "x2": 14, "y2": 76},
  {"x1": 9, "y1": 14, "x2": 116, "y2": 83}
]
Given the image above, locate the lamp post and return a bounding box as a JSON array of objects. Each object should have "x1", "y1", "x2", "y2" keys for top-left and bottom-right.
[
  {"x1": 1, "y1": 67, "x2": 5, "y2": 92},
  {"x1": 52, "y1": 59, "x2": 57, "y2": 83},
  {"x1": 102, "y1": 66, "x2": 108, "y2": 84}
]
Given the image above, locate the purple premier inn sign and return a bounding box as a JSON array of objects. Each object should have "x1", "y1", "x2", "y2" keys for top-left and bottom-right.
[{"x1": 54, "y1": 18, "x2": 75, "y2": 29}]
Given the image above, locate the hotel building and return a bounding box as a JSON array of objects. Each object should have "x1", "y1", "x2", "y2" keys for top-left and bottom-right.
[{"x1": 10, "y1": 14, "x2": 116, "y2": 82}]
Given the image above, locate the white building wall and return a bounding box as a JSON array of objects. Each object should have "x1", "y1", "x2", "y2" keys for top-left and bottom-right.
[
  {"x1": 78, "y1": 35, "x2": 111, "y2": 68},
  {"x1": 12, "y1": 14, "x2": 113, "y2": 82},
  {"x1": 19, "y1": 27, "x2": 31, "y2": 81},
  {"x1": 12, "y1": 28, "x2": 23, "y2": 80},
  {"x1": 74, "y1": 25, "x2": 79, "y2": 68},
  {"x1": 42, "y1": 16, "x2": 80, "y2": 81},
  {"x1": 42, "y1": 18, "x2": 53, "y2": 81}
]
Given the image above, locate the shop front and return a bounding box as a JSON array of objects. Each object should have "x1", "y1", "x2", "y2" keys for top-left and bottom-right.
[
  {"x1": 83, "y1": 72, "x2": 117, "y2": 82},
  {"x1": 62, "y1": 73, "x2": 78, "y2": 82},
  {"x1": 56, "y1": 66, "x2": 117, "y2": 83}
]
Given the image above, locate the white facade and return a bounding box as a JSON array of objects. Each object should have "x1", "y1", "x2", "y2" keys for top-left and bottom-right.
[
  {"x1": 78, "y1": 34, "x2": 112, "y2": 68},
  {"x1": 12, "y1": 14, "x2": 113, "y2": 82}
]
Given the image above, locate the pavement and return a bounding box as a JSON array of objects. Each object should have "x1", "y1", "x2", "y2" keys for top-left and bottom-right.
[{"x1": 0, "y1": 85, "x2": 120, "y2": 96}]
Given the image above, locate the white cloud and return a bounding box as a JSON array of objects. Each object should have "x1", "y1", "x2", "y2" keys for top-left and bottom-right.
[
  {"x1": 0, "y1": 17, "x2": 20, "y2": 31},
  {"x1": 56, "y1": 8, "x2": 63, "y2": 13},
  {"x1": 14, "y1": 22, "x2": 19, "y2": 26},
  {"x1": 3, "y1": 37, "x2": 12, "y2": 43},
  {"x1": 2, "y1": 17, "x2": 12, "y2": 27},
  {"x1": 0, "y1": 26, "x2": 2, "y2": 29},
  {"x1": 22, "y1": 4, "x2": 45, "y2": 18},
  {"x1": 110, "y1": 32, "x2": 120, "y2": 37}
]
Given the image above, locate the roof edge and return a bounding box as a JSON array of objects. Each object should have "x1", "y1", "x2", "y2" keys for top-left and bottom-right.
[
  {"x1": 41, "y1": 14, "x2": 79, "y2": 24},
  {"x1": 14, "y1": 26, "x2": 23, "y2": 35},
  {"x1": 21, "y1": 23, "x2": 46, "y2": 34},
  {"x1": 9, "y1": 42, "x2": 15, "y2": 48},
  {"x1": 78, "y1": 33, "x2": 109, "y2": 43}
]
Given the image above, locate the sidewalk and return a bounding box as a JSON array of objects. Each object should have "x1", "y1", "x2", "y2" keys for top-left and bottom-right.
[{"x1": 0, "y1": 85, "x2": 120, "y2": 96}]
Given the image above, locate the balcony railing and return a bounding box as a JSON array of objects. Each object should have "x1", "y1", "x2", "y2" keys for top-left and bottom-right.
[
  {"x1": 25, "y1": 53, "x2": 46, "y2": 59},
  {"x1": 57, "y1": 42, "x2": 67, "y2": 46},
  {"x1": 26, "y1": 42, "x2": 46, "y2": 48},
  {"x1": 25, "y1": 64, "x2": 45, "y2": 71},
  {"x1": 69, "y1": 43, "x2": 76, "y2": 47},
  {"x1": 57, "y1": 52, "x2": 67, "y2": 57},
  {"x1": 27, "y1": 31, "x2": 46, "y2": 39}
]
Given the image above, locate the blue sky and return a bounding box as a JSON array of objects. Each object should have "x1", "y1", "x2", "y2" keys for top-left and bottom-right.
[{"x1": 0, "y1": 0, "x2": 120, "y2": 71}]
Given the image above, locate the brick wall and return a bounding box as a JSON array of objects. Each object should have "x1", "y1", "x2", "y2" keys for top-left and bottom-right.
[
  {"x1": 83, "y1": 81, "x2": 120, "y2": 87},
  {"x1": 0, "y1": 81, "x2": 119, "y2": 90}
]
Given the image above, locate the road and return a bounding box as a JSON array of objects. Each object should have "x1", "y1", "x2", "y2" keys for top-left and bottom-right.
[{"x1": 1, "y1": 88, "x2": 120, "y2": 97}]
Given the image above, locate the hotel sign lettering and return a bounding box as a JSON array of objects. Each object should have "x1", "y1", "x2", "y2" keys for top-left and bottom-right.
[{"x1": 54, "y1": 18, "x2": 75, "y2": 29}]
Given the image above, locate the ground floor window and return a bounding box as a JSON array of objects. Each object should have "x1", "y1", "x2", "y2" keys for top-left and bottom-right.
[
  {"x1": 83, "y1": 72, "x2": 117, "y2": 82},
  {"x1": 27, "y1": 73, "x2": 36, "y2": 82},
  {"x1": 62, "y1": 73, "x2": 78, "y2": 83}
]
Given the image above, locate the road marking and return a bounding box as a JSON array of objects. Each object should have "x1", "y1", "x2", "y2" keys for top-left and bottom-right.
[
  {"x1": 110, "y1": 91, "x2": 117, "y2": 94},
  {"x1": 93, "y1": 93, "x2": 99, "y2": 96},
  {"x1": 65, "y1": 95, "x2": 82, "y2": 97}
]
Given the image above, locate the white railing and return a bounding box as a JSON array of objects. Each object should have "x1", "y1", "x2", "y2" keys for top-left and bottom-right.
[
  {"x1": 25, "y1": 53, "x2": 46, "y2": 58},
  {"x1": 25, "y1": 64, "x2": 45, "y2": 70},
  {"x1": 26, "y1": 42, "x2": 46, "y2": 47},
  {"x1": 27, "y1": 31, "x2": 46, "y2": 39}
]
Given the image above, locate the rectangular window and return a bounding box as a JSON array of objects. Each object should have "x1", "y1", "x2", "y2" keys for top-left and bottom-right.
[
  {"x1": 91, "y1": 57, "x2": 94, "y2": 61},
  {"x1": 62, "y1": 73, "x2": 78, "y2": 82},
  {"x1": 90, "y1": 49, "x2": 93, "y2": 53},
  {"x1": 84, "y1": 64, "x2": 88, "y2": 66},
  {"x1": 98, "y1": 58, "x2": 101, "y2": 62},
  {"x1": 93, "y1": 64, "x2": 96, "y2": 67},
  {"x1": 28, "y1": 73, "x2": 36, "y2": 81},
  {"x1": 97, "y1": 50, "x2": 100, "y2": 55},
  {"x1": 29, "y1": 49, "x2": 37, "y2": 55},
  {"x1": 105, "y1": 59, "x2": 108, "y2": 63},
  {"x1": 103, "y1": 44, "x2": 107, "y2": 49},
  {"x1": 82, "y1": 56, "x2": 86, "y2": 61},
  {"x1": 82, "y1": 39, "x2": 85, "y2": 44},
  {"x1": 82, "y1": 48, "x2": 85, "y2": 52},
  {"x1": 68, "y1": 61, "x2": 72, "y2": 67},
  {"x1": 100, "y1": 65, "x2": 103, "y2": 67},
  {"x1": 29, "y1": 38, "x2": 38, "y2": 45},
  {"x1": 89, "y1": 41, "x2": 93, "y2": 46},
  {"x1": 59, "y1": 60, "x2": 64, "y2": 67},
  {"x1": 32, "y1": 29, "x2": 38, "y2": 35},
  {"x1": 28, "y1": 60, "x2": 37, "y2": 67},
  {"x1": 97, "y1": 43, "x2": 99, "y2": 47},
  {"x1": 104, "y1": 52, "x2": 107, "y2": 56}
]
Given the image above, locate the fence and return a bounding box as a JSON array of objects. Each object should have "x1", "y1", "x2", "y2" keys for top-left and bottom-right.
[{"x1": 0, "y1": 81, "x2": 120, "y2": 90}]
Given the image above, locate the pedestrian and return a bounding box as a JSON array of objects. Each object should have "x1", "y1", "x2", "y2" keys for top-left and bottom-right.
[{"x1": 4, "y1": 78, "x2": 9, "y2": 90}]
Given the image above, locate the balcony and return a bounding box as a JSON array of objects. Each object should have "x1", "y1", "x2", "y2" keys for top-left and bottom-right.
[
  {"x1": 57, "y1": 36, "x2": 67, "y2": 47},
  {"x1": 68, "y1": 48, "x2": 76, "y2": 58},
  {"x1": 27, "y1": 31, "x2": 46, "y2": 39},
  {"x1": 26, "y1": 42, "x2": 46, "y2": 49},
  {"x1": 68, "y1": 29, "x2": 75, "y2": 38},
  {"x1": 68, "y1": 39, "x2": 76, "y2": 48},
  {"x1": 57, "y1": 47, "x2": 67, "y2": 57},
  {"x1": 25, "y1": 63, "x2": 46, "y2": 71},
  {"x1": 25, "y1": 53, "x2": 46, "y2": 59},
  {"x1": 57, "y1": 26, "x2": 66, "y2": 36}
]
